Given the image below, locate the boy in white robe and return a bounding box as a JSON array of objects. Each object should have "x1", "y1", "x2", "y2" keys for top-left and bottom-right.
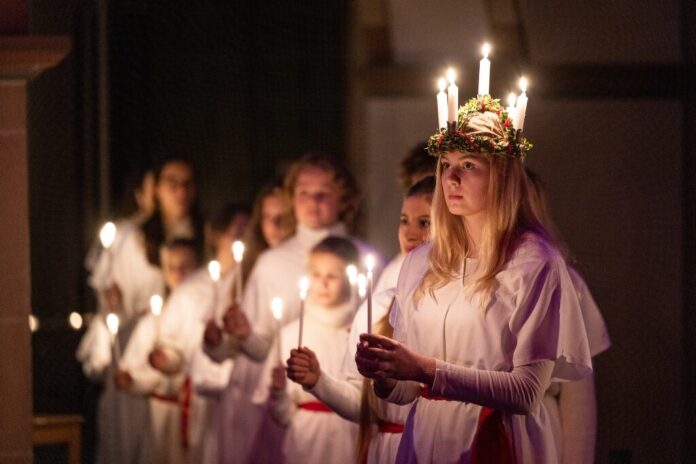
[{"x1": 255, "y1": 237, "x2": 360, "y2": 464}]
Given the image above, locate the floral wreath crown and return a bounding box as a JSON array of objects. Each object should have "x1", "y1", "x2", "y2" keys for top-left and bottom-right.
[{"x1": 426, "y1": 44, "x2": 533, "y2": 159}]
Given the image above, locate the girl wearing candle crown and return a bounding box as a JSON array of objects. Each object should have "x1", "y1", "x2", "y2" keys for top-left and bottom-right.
[
  {"x1": 253, "y1": 236, "x2": 360, "y2": 464},
  {"x1": 287, "y1": 176, "x2": 435, "y2": 464},
  {"x1": 355, "y1": 94, "x2": 594, "y2": 463}
]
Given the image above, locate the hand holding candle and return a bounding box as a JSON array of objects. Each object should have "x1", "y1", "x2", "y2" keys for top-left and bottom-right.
[
  {"x1": 271, "y1": 297, "x2": 284, "y2": 364},
  {"x1": 478, "y1": 43, "x2": 491, "y2": 96},
  {"x1": 298, "y1": 277, "x2": 309, "y2": 348},
  {"x1": 106, "y1": 312, "x2": 121, "y2": 364},
  {"x1": 365, "y1": 254, "x2": 375, "y2": 334},
  {"x1": 232, "y1": 241, "x2": 245, "y2": 305}
]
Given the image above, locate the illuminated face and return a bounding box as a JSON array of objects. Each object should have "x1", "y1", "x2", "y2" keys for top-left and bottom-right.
[
  {"x1": 307, "y1": 252, "x2": 350, "y2": 308},
  {"x1": 293, "y1": 166, "x2": 341, "y2": 230},
  {"x1": 156, "y1": 161, "x2": 196, "y2": 220},
  {"x1": 261, "y1": 194, "x2": 292, "y2": 247},
  {"x1": 161, "y1": 246, "x2": 198, "y2": 290},
  {"x1": 398, "y1": 195, "x2": 431, "y2": 254},
  {"x1": 440, "y1": 152, "x2": 490, "y2": 219}
]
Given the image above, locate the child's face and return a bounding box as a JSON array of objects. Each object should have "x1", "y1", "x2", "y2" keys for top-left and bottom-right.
[
  {"x1": 398, "y1": 195, "x2": 431, "y2": 254},
  {"x1": 307, "y1": 252, "x2": 350, "y2": 308},
  {"x1": 161, "y1": 246, "x2": 198, "y2": 290},
  {"x1": 293, "y1": 166, "x2": 341, "y2": 230}
]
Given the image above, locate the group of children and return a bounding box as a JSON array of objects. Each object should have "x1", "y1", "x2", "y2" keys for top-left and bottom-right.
[{"x1": 78, "y1": 138, "x2": 609, "y2": 463}]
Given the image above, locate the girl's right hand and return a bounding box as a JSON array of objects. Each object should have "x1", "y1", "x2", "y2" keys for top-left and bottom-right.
[
  {"x1": 286, "y1": 347, "x2": 320, "y2": 389},
  {"x1": 271, "y1": 365, "x2": 287, "y2": 391}
]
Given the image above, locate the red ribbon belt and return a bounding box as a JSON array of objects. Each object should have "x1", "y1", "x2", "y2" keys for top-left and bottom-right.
[
  {"x1": 377, "y1": 419, "x2": 404, "y2": 434},
  {"x1": 180, "y1": 377, "x2": 192, "y2": 450},
  {"x1": 298, "y1": 401, "x2": 333, "y2": 412},
  {"x1": 419, "y1": 386, "x2": 515, "y2": 463}
]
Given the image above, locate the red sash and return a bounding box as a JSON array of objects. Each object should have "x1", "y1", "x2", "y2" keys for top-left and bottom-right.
[
  {"x1": 376, "y1": 419, "x2": 404, "y2": 434},
  {"x1": 180, "y1": 377, "x2": 192, "y2": 449},
  {"x1": 298, "y1": 401, "x2": 333, "y2": 412},
  {"x1": 419, "y1": 386, "x2": 516, "y2": 463}
]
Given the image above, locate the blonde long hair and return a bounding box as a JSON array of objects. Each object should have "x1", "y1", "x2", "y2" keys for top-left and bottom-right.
[{"x1": 421, "y1": 151, "x2": 554, "y2": 303}]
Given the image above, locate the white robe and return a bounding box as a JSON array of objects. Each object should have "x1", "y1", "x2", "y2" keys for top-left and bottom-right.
[
  {"x1": 253, "y1": 300, "x2": 358, "y2": 464},
  {"x1": 238, "y1": 223, "x2": 383, "y2": 363},
  {"x1": 157, "y1": 268, "x2": 236, "y2": 464},
  {"x1": 389, "y1": 236, "x2": 594, "y2": 464},
  {"x1": 373, "y1": 253, "x2": 404, "y2": 295}
]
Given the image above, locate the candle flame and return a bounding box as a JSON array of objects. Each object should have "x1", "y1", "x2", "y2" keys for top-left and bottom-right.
[
  {"x1": 357, "y1": 274, "x2": 368, "y2": 298},
  {"x1": 346, "y1": 264, "x2": 358, "y2": 285},
  {"x1": 208, "y1": 260, "x2": 221, "y2": 282},
  {"x1": 519, "y1": 76, "x2": 528, "y2": 93},
  {"x1": 68, "y1": 312, "x2": 83, "y2": 330},
  {"x1": 364, "y1": 254, "x2": 376, "y2": 273},
  {"x1": 28, "y1": 314, "x2": 39, "y2": 333},
  {"x1": 271, "y1": 297, "x2": 283, "y2": 320},
  {"x1": 99, "y1": 222, "x2": 117, "y2": 249},
  {"x1": 150, "y1": 294, "x2": 163, "y2": 316},
  {"x1": 106, "y1": 312, "x2": 119, "y2": 335},
  {"x1": 446, "y1": 68, "x2": 456, "y2": 85},
  {"x1": 299, "y1": 276, "x2": 310, "y2": 300},
  {"x1": 438, "y1": 78, "x2": 446, "y2": 92},
  {"x1": 482, "y1": 43, "x2": 491, "y2": 58},
  {"x1": 507, "y1": 92, "x2": 517, "y2": 107},
  {"x1": 232, "y1": 241, "x2": 245, "y2": 263}
]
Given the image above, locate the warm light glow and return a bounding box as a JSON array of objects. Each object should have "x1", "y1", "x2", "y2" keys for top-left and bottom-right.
[
  {"x1": 438, "y1": 78, "x2": 446, "y2": 92},
  {"x1": 446, "y1": 68, "x2": 456, "y2": 84},
  {"x1": 271, "y1": 297, "x2": 283, "y2": 320},
  {"x1": 299, "y1": 277, "x2": 310, "y2": 300},
  {"x1": 99, "y1": 222, "x2": 117, "y2": 249},
  {"x1": 519, "y1": 76, "x2": 528, "y2": 93},
  {"x1": 232, "y1": 241, "x2": 245, "y2": 263},
  {"x1": 482, "y1": 43, "x2": 491, "y2": 58},
  {"x1": 365, "y1": 254, "x2": 376, "y2": 273},
  {"x1": 68, "y1": 312, "x2": 83, "y2": 330},
  {"x1": 357, "y1": 274, "x2": 368, "y2": 298},
  {"x1": 106, "y1": 312, "x2": 120, "y2": 335},
  {"x1": 150, "y1": 294, "x2": 163, "y2": 317},
  {"x1": 346, "y1": 264, "x2": 358, "y2": 285},
  {"x1": 208, "y1": 260, "x2": 221, "y2": 282},
  {"x1": 28, "y1": 314, "x2": 39, "y2": 333},
  {"x1": 507, "y1": 92, "x2": 517, "y2": 107}
]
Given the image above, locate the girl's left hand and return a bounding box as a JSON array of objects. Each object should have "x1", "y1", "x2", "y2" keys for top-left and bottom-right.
[
  {"x1": 271, "y1": 365, "x2": 287, "y2": 391},
  {"x1": 356, "y1": 333, "x2": 436, "y2": 385}
]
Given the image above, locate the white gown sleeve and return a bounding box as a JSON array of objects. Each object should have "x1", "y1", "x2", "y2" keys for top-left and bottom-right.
[{"x1": 306, "y1": 371, "x2": 362, "y2": 422}]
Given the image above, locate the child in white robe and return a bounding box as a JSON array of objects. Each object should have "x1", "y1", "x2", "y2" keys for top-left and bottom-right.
[
  {"x1": 255, "y1": 236, "x2": 360, "y2": 464},
  {"x1": 288, "y1": 176, "x2": 435, "y2": 463},
  {"x1": 116, "y1": 238, "x2": 199, "y2": 464}
]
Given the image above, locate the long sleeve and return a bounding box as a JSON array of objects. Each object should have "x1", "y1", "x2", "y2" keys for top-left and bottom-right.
[
  {"x1": 430, "y1": 360, "x2": 554, "y2": 415},
  {"x1": 559, "y1": 375, "x2": 597, "y2": 464},
  {"x1": 381, "y1": 380, "x2": 422, "y2": 405},
  {"x1": 306, "y1": 371, "x2": 362, "y2": 422}
]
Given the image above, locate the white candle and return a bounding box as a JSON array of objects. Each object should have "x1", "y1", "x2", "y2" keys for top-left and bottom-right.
[
  {"x1": 298, "y1": 277, "x2": 309, "y2": 348},
  {"x1": 208, "y1": 260, "x2": 221, "y2": 323},
  {"x1": 478, "y1": 43, "x2": 491, "y2": 96},
  {"x1": 365, "y1": 254, "x2": 375, "y2": 334},
  {"x1": 232, "y1": 241, "x2": 245, "y2": 305},
  {"x1": 506, "y1": 92, "x2": 518, "y2": 129},
  {"x1": 446, "y1": 68, "x2": 458, "y2": 125},
  {"x1": 271, "y1": 297, "x2": 284, "y2": 364},
  {"x1": 106, "y1": 312, "x2": 121, "y2": 363},
  {"x1": 99, "y1": 221, "x2": 117, "y2": 276},
  {"x1": 150, "y1": 294, "x2": 163, "y2": 342},
  {"x1": 516, "y1": 77, "x2": 529, "y2": 132},
  {"x1": 437, "y1": 78, "x2": 448, "y2": 129}
]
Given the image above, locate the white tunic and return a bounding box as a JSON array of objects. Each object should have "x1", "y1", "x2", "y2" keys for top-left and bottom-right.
[
  {"x1": 239, "y1": 223, "x2": 383, "y2": 363},
  {"x1": 373, "y1": 253, "x2": 405, "y2": 295},
  {"x1": 253, "y1": 300, "x2": 358, "y2": 464},
  {"x1": 390, "y1": 236, "x2": 593, "y2": 464}
]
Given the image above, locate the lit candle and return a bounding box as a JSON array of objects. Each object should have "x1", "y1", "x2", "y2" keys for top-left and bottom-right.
[
  {"x1": 478, "y1": 43, "x2": 491, "y2": 96},
  {"x1": 346, "y1": 264, "x2": 358, "y2": 302},
  {"x1": 506, "y1": 92, "x2": 518, "y2": 129},
  {"x1": 298, "y1": 277, "x2": 309, "y2": 348},
  {"x1": 437, "y1": 78, "x2": 448, "y2": 129},
  {"x1": 516, "y1": 77, "x2": 529, "y2": 132},
  {"x1": 271, "y1": 297, "x2": 284, "y2": 364},
  {"x1": 68, "y1": 312, "x2": 83, "y2": 330},
  {"x1": 106, "y1": 312, "x2": 121, "y2": 363},
  {"x1": 99, "y1": 221, "x2": 117, "y2": 275},
  {"x1": 208, "y1": 260, "x2": 221, "y2": 322},
  {"x1": 150, "y1": 294, "x2": 163, "y2": 342},
  {"x1": 446, "y1": 68, "x2": 458, "y2": 126},
  {"x1": 232, "y1": 241, "x2": 245, "y2": 305},
  {"x1": 365, "y1": 254, "x2": 375, "y2": 334}
]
